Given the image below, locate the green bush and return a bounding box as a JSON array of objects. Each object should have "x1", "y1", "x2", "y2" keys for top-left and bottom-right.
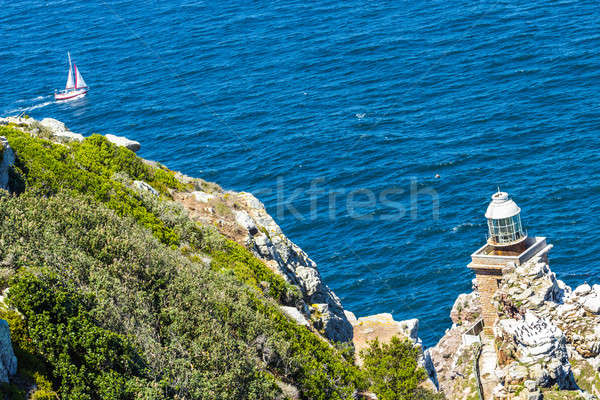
[
  {"x1": 1, "y1": 128, "x2": 179, "y2": 246},
  {"x1": 360, "y1": 336, "x2": 442, "y2": 400},
  {"x1": 7, "y1": 272, "x2": 148, "y2": 400},
  {"x1": 1, "y1": 126, "x2": 295, "y2": 303},
  {"x1": 0, "y1": 126, "x2": 369, "y2": 398},
  {"x1": 0, "y1": 192, "x2": 364, "y2": 399},
  {"x1": 0, "y1": 382, "x2": 26, "y2": 400}
]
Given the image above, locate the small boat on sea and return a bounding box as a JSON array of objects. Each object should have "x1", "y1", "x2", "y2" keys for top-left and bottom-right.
[{"x1": 54, "y1": 52, "x2": 88, "y2": 101}]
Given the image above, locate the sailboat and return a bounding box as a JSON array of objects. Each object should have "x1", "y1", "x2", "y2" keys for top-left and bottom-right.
[{"x1": 54, "y1": 52, "x2": 89, "y2": 101}]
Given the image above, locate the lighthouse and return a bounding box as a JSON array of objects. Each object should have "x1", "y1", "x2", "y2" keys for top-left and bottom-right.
[{"x1": 468, "y1": 191, "x2": 551, "y2": 332}]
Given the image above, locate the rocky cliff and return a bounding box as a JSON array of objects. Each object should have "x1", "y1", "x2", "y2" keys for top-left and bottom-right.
[
  {"x1": 170, "y1": 182, "x2": 354, "y2": 342},
  {"x1": 429, "y1": 253, "x2": 600, "y2": 399}
]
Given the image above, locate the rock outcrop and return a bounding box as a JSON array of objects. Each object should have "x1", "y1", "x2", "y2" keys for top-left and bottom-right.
[
  {"x1": 1, "y1": 115, "x2": 351, "y2": 343},
  {"x1": 428, "y1": 288, "x2": 483, "y2": 400},
  {"x1": 431, "y1": 254, "x2": 600, "y2": 399},
  {"x1": 39, "y1": 118, "x2": 84, "y2": 142},
  {"x1": 0, "y1": 319, "x2": 17, "y2": 383},
  {"x1": 105, "y1": 134, "x2": 141, "y2": 152},
  {"x1": 1, "y1": 116, "x2": 142, "y2": 150},
  {"x1": 495, "y1": 312, "x2": 574, "y2": 390},
  {"x1": 348, "y1": 312, "x2": 438, "y2": 392},
  {"x1": 172, "y1": 185, "x2": 353, "y2": 342},
  {"x1": 0, "y1": 116, "x2": 84, "y2": 142},
  {"x1": 350, "y1": 313, "x2": 420, "y2": 362}
]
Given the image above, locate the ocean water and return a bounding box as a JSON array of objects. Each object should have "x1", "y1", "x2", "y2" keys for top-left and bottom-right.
[{"x1": 2, "y1": 0, "x2": 599, "y2": 347}]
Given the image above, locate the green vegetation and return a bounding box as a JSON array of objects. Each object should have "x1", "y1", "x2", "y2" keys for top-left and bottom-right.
[
  {"x1": 571, "y1": 359, "x2": 600, "y2": 396},
  {"x1": 0, "y1": 126, "x2": 292, "y2": 303},
  {"x1": 0, "y1": 126, "x2": 371, "y2": 399},
  {"x1": 541, "y1": 389, "x2": 587, "y2": 400},
  {"x1": 0, "y1": 192, "x2": 362, "y2": 398},
  {"x1": 0, "y1": 125, "x2": 436, "y2": 399},
  {"x1": 360, "y1": 337, "x2": 444, "y2": 400}
]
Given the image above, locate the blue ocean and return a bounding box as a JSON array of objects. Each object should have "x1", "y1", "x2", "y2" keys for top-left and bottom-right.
[{"x1": 2, "y1": 0, "x2": 599, "y2": 346}]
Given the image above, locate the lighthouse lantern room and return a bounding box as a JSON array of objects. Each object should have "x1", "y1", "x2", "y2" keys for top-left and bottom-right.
[{"x1": 485, "y1": 191, "x2": 526, "y2": 246}]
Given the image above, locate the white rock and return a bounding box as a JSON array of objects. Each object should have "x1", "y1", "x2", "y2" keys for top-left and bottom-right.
[
  {"x1": 192, "y1": 191, "x2": 215, "y2": 203},
  {"x1": 234, "y1": 210, "x2": 256, "y2": 232},
  {"x1": 582, "y1": 295, "x2": 600, "y2": 314},
  {"x1": 40, "y1": 117, "x2": 66, "y2": 132},
  {"x1": 492, "y1": 384, "x2": 508, "y2": 398},
  {"x1": 527, "y1": 391, "x2": 542, "y2": 400},
  {"x1": 253, "y1": 233, "x2": 269, "y2": 248},
  {"x1": 398, "y1": 318, "x2": 420, "y2": 341},
  {"x1": 524, "y1": 379, "x2": 537, "y2": 392},
  {"x1": 0, "y1": 320, "x2": 17, "y2": 383},
  {"x1": 498, "y1": 312, "x2": 573, "y2": 388},
  {"x1": 295, "y1": 266, "x2": 323, "y2": 298},
  {"x1": 507, "y1": 362, "x2": 528, "y2": 383},
  {"x1": 280, "y1": 306, "x2": 309, "y2": 327},
  {"x1": 344, "y1": 310, "x2": 357, "y2": 324},
  {"x1": 495, "y1": 368, "x2": 507, "y2": 382},
  {"x1": 39, "y1": 118, "x2": 84, "y2": 142},
  {"x1": 574, "y1": 283, "x2": 592, "y2": 297},
  {"x1": 238, "y1": 192, "x2": 263, "y2": 210},
  {"x1": 57, "y1": 130, "x2": 84, "y2": 142},
  {"x1": 0, "y1": 116, "x2": 36, "y2": 127},
  {"x1": 133, "y1": 180, "x2": 159, "y2": 196},
  {"x1": 105, "y1": 134, "x2": 141, "y2": 152}
]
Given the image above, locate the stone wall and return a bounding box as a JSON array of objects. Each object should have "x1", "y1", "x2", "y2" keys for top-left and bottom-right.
[{"x1": 474, "y1": 269, "x2": 502, "y2": 331}]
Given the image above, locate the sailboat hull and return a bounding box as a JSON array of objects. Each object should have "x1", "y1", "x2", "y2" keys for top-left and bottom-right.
[{"x1": 54, "y1": 88, "x2": 88, "y2": 101}]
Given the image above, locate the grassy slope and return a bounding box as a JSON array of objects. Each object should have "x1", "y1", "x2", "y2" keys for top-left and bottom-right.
[{"x1": 0, "y1": 125, "x2": 365, "y2": 399}]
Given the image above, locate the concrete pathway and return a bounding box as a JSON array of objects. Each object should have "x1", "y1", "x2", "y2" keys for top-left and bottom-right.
[{"x1": 479, "y1": 334, "x2": 499, "y2": 399}]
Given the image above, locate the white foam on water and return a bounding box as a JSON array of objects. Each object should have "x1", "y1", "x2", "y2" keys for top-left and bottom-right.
[
  {"x1": 6, "y1": 101, "x2": 54, "y2": 114},
  {"x1": 5, "y1": 94, "x2": 54, "y2": 115},
  {"x1": 451, "y1": 222, "x2": 476, "y2": 233},
  {"x1": 15, "y1": 95, "x2": 51, "y2": 104}
]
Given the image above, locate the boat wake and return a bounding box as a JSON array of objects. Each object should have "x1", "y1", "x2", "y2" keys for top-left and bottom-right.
[{"x1": 5, "y1": 98, "x2": 54, "y2": 115}]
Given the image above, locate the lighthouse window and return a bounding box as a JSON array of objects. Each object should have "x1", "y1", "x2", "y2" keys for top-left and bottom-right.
[{"x1": 487, "y1": 215, "x2": 524, "y2": 244}]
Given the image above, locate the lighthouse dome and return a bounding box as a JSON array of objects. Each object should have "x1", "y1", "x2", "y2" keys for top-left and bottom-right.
[{"x1": 485, "y1": 191, "x2": 521, "y2": 219}]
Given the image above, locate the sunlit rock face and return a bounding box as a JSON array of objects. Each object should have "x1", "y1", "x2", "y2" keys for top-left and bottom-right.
[
  {"x1": 173, "y1": 185, "x2": 353, "y2": 343},
  {"x1": 495, "y1": 256, "x2": 600, "y2": 362},
  {"x1": 495, "y1": 312, "x2": 574, "y2": 389}
]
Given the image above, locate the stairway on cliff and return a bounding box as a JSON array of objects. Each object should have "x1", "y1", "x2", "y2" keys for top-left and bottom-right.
[{"x1": 479, "y1": 334, "x2": 499, "y2": 399}]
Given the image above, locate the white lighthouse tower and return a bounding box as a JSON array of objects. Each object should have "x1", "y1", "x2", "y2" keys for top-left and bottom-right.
[{"x1": 468, "y1": 191, "x2": 551, "y2": 332}]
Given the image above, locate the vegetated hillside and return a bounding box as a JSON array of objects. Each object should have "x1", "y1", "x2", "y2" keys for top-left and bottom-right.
[{"x1": 0, "y1": 123, "x2": 439, "y2": 400}]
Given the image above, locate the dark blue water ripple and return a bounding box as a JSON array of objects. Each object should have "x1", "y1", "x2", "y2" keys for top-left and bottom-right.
[{"x1": 2, "y1": 0, "x2": 600, "y2": 346}]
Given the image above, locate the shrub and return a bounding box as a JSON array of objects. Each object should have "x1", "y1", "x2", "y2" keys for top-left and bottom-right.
[
  {"x1": 0, "y1": 125, "x2": 367, "y2": 398},
  {"x1": 360, "y1": 336, "x2": 441, "y2": 400},
  {"x1": 1, "y1": 126, "x2": 295, "y2": 303},
  {"x1": 0, "y1": 192, "x2": 364, "y2": 399}
]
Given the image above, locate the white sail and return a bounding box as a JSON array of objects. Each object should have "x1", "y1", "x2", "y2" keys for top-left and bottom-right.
[
  {"x1": 65, "y1": 52, "x2": 75, "y2": 90},
  {"x1": 74, "y1": 64, "x2": 87, "y2": 88}
]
